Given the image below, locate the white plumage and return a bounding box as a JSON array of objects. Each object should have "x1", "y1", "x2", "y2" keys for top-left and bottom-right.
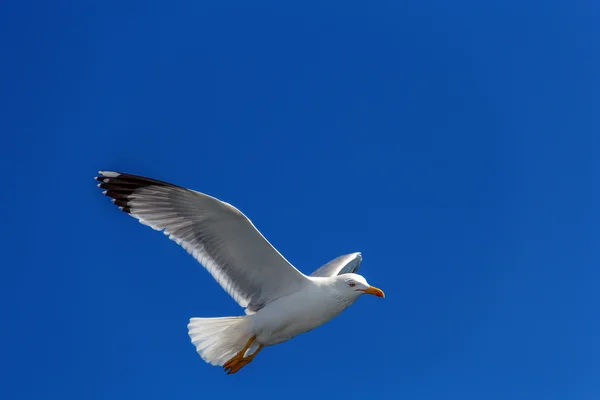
[{"x1": 96, "y1": 171, "x2": 384, "y2": 374}]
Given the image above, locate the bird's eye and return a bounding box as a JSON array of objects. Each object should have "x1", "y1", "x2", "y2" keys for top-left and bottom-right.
[{"x1": 349, "y1": 282, "x2": 356, "y2": 287}]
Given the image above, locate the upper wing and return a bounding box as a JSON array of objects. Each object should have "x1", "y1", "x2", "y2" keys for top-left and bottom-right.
[
  {"x1": 95, "y1": 171, "x2": 309, "y2": 313},
  {"x1": 309, "y1": 252, "x2": 363, "y2": 277}
]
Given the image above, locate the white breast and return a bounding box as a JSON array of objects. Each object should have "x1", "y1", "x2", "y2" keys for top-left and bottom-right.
[{"x1": 249, "y1": 279, "x2": 354, "y2": 346}]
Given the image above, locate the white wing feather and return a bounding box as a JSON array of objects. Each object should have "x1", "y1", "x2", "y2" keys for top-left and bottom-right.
[
  {"x1": 309, "y1": 252, "x2": 363, "y2": 277},
  {"x1": 96, "y1": 171, "x2": 309, "y2": 313}
]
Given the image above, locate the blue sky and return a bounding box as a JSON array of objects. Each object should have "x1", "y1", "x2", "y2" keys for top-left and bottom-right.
[{"x1": 2, "y1": 1, "x2": 599, "y2": 399}]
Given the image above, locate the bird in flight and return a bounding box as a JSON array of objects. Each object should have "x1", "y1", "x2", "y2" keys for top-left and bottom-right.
[{"x1": 95, "y1": 171, "x2": 384, "y2": 374}]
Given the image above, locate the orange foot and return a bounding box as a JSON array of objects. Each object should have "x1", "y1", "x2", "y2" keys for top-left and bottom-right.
[{"x1": 223, "y1": 337, "x2": 265, "y2": 375}]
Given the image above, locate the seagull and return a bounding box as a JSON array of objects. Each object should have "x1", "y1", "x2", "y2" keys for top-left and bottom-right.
[{"x1": 95, "y1": 171, "x2": 384, "y2": 374}]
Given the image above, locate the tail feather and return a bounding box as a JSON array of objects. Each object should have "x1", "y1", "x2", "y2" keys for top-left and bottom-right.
[{"x1": 187, "y1": 316, "x2": 250, "y2": 366}]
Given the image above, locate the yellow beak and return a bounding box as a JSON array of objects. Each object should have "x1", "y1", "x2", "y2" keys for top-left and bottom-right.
[{"x1": 361, "y1": 286, "x2": 385, "y2": 298}]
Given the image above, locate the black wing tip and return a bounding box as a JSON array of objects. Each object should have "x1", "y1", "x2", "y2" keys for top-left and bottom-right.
[
  {"x1": 95, "y1": 170, "x2": 182, "y2": 213},
  {"x1": 95, "y1": 170, "x2": 161, "y2": 214},
  {"x1": 95, "y1": 171, "x2": 175, "y2": 187}
]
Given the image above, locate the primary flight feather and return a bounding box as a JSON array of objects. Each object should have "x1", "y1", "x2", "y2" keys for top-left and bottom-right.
[{"x1": 95, "y1": 171, "x2": 384, "y2": 374}]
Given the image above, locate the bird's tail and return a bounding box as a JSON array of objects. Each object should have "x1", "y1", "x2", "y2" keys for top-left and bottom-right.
[{"x1": 187, "y1": 316, "x2": 252, "y2": 366}]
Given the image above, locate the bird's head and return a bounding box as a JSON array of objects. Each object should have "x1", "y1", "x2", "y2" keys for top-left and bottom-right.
[{"x1": 335, "y1": 273, "x2": 385, "y2": 299}]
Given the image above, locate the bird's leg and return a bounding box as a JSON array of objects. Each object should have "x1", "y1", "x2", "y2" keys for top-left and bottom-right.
[
  {"x1": 223, "y1": 336, "x2": 256, "y2": 373},
  {"x1": 225, "y1": 344, "x2": 265, "y2": 375}
]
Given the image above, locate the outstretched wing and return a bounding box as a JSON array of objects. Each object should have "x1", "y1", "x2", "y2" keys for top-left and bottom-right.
[
  {"x1": 95, "y1": 171, "x2": 309, "y2": 313},
  {"x1": 309, "y1": 252, "x2": 363, "y2": 277}
]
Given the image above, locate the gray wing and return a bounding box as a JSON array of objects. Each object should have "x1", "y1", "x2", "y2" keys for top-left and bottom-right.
[
  {"x1": 96, "y1": 171, "x2": 309, "y2": 313},
  {"x1": 309, "y1": 252, "x2": 363, "y2": 277}
]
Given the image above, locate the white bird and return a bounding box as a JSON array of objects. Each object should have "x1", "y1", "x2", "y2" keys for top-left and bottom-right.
[{"x1": 95, "y1": 171, "x2": 384, "y2": 374}]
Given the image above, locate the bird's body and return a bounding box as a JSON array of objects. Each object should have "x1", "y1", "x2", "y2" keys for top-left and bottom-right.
[
  {"x1": 95, "y1": 171, "x2": 384, "y2": 374},
  {"x1": 248, "y1": 276, "x2": 356, "y2": 346}
]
